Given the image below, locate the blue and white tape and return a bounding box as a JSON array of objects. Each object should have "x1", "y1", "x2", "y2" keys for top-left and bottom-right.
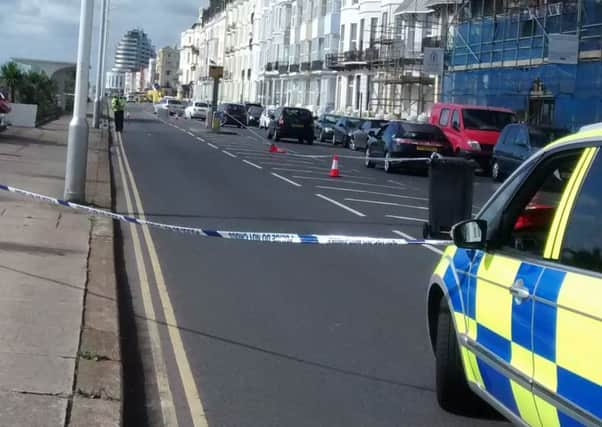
[{"x1": 0, "y1": 183, "x2": 451, "y2": 247}]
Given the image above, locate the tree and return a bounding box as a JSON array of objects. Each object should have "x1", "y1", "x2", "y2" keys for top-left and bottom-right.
[{"x1": 0, "y1": 61, "x2": 23, "y2": 102}]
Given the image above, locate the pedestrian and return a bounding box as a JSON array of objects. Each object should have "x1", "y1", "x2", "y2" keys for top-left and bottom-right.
[{"x1": 112, "y1": 95, "x2": 125, "y2": 132}]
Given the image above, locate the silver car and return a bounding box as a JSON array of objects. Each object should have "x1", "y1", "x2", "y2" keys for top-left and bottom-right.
[
  {"x1": 349, "y1": 119, "x2": 389, "y2": 151},
  {"x1": 156, "y1": 98, "x2": 185, "y2": 116}
]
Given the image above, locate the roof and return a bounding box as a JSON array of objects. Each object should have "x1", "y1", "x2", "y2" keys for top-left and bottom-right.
[
  {"x1": 432, "y1": 102, "x2": 515, "y2": 114},
  {"x1": 394, "y1": 0, "x2": 432, "y2": 14},
  {"x1": 545, "y1": 127, "x2": 602, "y2": 152},
  {"x1": 424, "y1": 0, "x2": 462, "y2": 7}
]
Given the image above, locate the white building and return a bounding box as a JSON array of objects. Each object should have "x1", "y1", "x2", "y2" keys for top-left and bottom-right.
[
  {"x1": 156, "y1": 47, "x2": 181, "y2": 96},
  {"x1": 179, "y1": 25, "x2": 202, "y2": 99}
]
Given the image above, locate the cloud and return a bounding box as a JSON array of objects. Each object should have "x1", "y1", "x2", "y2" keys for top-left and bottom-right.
[{"x1": 0, "y1": 0, "x2": 203, "y2": 72}]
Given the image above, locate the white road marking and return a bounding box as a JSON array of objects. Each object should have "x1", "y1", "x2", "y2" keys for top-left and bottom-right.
[
  {"x1": 387, "y1": 179, "x2": 405, "y2": 187},
  {"x1": 386, "y1": 214, "x2": 428, "y2": 223},
  {"x1": 118, "y1": 133, "x2": 208, "y2": 426},
  {"x1": 271, "y1": 172, "x2": 302, "y2": 187},
  {"x1": 115, "y1": 137, "x2": 178, "y2": 427},
  {"x1": 243, "y1": 159, "x2": 263, "y2": 169},
  {"x1": 292, "y1": 176, "x2": 405, "y2": 190},
  {"x1": 392, "y1": 229, "x2": 444, "y2": 255},
  {"x1": 222, "y1": 150, "x2": 237, "y2": 158},
  {"x1": 344, "y1": 198, "x2": 428, "y2": 210},
  {"x1": 196, "y1": 137, "x2": 206, "y2": 142},
  {"x1": 315, "y1": 185, "x2": 428, "y2": 201},
  {"x1": 187, "y1": 131, "x2": 195, "y2": 137},
  {"x1": 271, "y1": 167, "x2": 329, "y2": 174},
  {"x1": 207, "y1": 143, "x2": 219, "y2": 149},
  {"x1": 315, "y1": 193, "x2": 366, "y2": 217}
]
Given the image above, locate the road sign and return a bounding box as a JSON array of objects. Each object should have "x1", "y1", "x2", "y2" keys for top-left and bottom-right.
[{"x1": 209, "y1": 65, "x2": 224, "y2": 79}]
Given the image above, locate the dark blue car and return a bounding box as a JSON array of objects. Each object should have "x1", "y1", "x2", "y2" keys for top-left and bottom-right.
[
  {"x1": 365, "y1": 121, "x2": 452, "y2": 173},
  {"x1": 491, "y1": 124, "x2": 568, "y2": 181}
]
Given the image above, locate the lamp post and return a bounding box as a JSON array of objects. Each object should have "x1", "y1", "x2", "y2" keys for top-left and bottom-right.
[
  {"x1": 92, "y1": 0, "x2": 108, "y2": 128},
  {"x1": 64, "y1": 0, "x2": 95, "y2": 202}
]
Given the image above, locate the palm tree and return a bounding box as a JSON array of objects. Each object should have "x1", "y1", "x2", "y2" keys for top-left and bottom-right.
[{"x1": 0, "y1": 61, "x2": 23, "y2": 102}]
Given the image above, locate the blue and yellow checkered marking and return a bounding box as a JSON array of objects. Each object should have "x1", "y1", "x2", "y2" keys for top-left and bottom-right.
[{"x1": 438, "y1": 250, "x2": 602, "y2": 426}]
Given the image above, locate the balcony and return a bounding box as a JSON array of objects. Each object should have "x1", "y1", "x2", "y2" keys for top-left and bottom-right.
[
  {"x1": 289, "y1": 63, "x2": 299, "y2": 73},
  {"x1": 300, "y1": 62, "x2": 310, "y2": 71},
  {"x1": 278, "y1": 63, "x2": 288, "y2": 73},
  {"x1": 310, "y1": 60, "x2": 323, "y2": 71}
]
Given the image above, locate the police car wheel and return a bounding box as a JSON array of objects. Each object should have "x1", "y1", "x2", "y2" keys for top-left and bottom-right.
[{"x1": 435, "y1": 299, "x2": 482, "y2": 414}]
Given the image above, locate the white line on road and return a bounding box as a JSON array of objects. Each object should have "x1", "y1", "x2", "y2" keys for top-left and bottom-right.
[
  {"x1": 196, "y1": 137, "x2": 205, "y2": 142},
  {"x1": 392, "y1": 230, "x2": 443, "y2": 255},
  {"x1": 315, "y1": 193, "x2": 366, "y2": 217},
  {"x1": 386, "y1": 214, "x2": 428, "y2": 223},
  {"x1": 315, "y1": 185, "x2": 428, "y2": 201},
  {"x1": 187, "y1": 131, "x2": 195, "y2": 137},
  {"x1": 243, "y1": 159, "x2": 263, "y2": 169},
  {"x1": 222, "y1": 150, "x2": 238, "y2": 158},
  {"x1": 292, "y1": 176, "x2": 405, "y2": 190},
  {"x1": 271, "y1": 172, "x2": 302, "y2": 187},
  {"x1": 207, "y1": 142, "x2": 219, "y2": 149},
  {"x1": 344, "y1": 198, "x2": 428, "y2": 210},
  {"x1": 271, "y1": 167, "x2": 329, "y2": 174}
]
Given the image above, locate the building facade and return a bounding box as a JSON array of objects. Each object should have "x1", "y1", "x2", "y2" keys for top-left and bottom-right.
[
  {"x1": 179, "y1": 26, "x2": 202, "y2": 99},
  {"x1": 107, "y1": 29, "x2": 155, "y2": 94},
  {"x1": 156, "y1": 47, "x2": 181, "y2": 96},
  {"x1": 442, "y1": 0, "x2": 602, "y2": 130}
]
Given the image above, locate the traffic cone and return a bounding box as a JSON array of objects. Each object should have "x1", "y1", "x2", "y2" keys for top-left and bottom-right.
[
  {"x1": 329, "y1": 154, "x2": 340, "y2": 177},
  {"x1": 269, "y1": 143, "x2": 286, "y2": 153}
]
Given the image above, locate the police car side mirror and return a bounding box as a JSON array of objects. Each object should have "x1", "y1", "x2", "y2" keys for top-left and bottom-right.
[{"x1": 451, "y1": 219, "x2": 487, "y2": 250}]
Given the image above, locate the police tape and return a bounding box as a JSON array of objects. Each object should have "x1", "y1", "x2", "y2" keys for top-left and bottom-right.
[{"x1": 0, "y1": 182, "x2": 451, "y2": 247}]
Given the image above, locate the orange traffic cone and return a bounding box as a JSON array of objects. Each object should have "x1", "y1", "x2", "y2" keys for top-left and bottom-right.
[
  {"x1": 329, "y1": 154, "x2": 340, "y2": 177},
  {"x1": 269, "y1": 143, "x2": 286, "y2": 153}
]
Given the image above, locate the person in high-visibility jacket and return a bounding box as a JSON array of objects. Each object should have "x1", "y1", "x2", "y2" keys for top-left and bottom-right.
[{"x1": 112, "y1": 96, "x2": 125, "y2": 132}]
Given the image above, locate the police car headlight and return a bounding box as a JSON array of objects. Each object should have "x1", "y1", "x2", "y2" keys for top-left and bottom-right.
[
  {"x1": 324, "y1": 127, "x2": 332, "y2": 132},
  {"x1": 467, "y1": 140, "x2": 481, "y2": 151}
]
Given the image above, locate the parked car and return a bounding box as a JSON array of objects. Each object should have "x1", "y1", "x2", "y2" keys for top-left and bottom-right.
[
  {"x1": 244, "y1": 102, "x2": 262, "y2": 111},
  {"x1": 247, "y1": 106, "x2": 264, "y2": 127},
  {"x1": 315, "y1": 114, "x2": 340, "y2": 142},
  {"x1": 266, "y1": 107, "x2": 314, "y2": 144},
  {"x1": 430, "y1": 103, "x2": 515, "y2": 172},
  {"x1": 184, "y1": 101, "x2": 209, "y2": 120},
  {"x1": 260, "y1": 106, "x2": 275, "y2": 129},
  {"x1": 332, "y1": 117, "x2": 363, "y2": 147},
  {"x1": 155, "y1": 98, "x2": 185, "y2": 116},
  {"x1": 217, "y1": 103, "x2": 247, "y2": 127},
  {"x1": 491, "y1": 124, "x2": 568, "y2": 181},
  {"x1": 365, "y1": 121, "x2": 452, "y2": 173},
  {"x1": 349, "y1": 119, "x2": 389, "y2": 151},
  {"x1": 0, "y1": 91, "x2": 10, "y2": 132}
]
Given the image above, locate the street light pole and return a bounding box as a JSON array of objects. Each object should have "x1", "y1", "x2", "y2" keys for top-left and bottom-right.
[
  {"x1": 92, "y1": 0, "x2": 108, "y2": 128},
  {"x1": 64, "y1": 0, "x2": 95, "y2": 202}
]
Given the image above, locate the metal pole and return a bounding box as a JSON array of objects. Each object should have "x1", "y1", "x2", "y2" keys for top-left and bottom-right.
[
  {"x1": 93, "y1": 0, "x2": 108, "y2": 128},
  {"x1": 100, "y1": 0, "x2": 110, "y2": 101},
  {"x1": 64, "y1": 0, "x2": 95, "y2": 202}
]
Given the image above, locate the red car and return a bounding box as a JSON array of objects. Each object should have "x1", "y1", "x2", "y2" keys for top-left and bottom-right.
[
  {"x1": 0, "y1": 91, "x2": 10, "y2": 114},
  {"x1": 430, "y1": 103, "x2": 515, "y2": 172}
]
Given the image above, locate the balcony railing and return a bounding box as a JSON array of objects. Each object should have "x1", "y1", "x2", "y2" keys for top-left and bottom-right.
[
  {"x1": 278, "y1": 63, "x2": 288, "y2": 73},
  {"x1": 289, "y1": 63, "x2": 299, "y2": 72},
  {"x1": 300, "y1": 61, "x2": 310, "y2": 71},
  {"x1": 265, "y1": 62, "x2": 273, "y2": 71},
  {"x1": 310, "y1": 60, "x2": 323, "y2": 71}
]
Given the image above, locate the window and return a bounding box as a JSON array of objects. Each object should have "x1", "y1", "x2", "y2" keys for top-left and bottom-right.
[
  {"x1": 483, "y1": 150, "x2": 583, "y2": 257},
  {"x1": 439, "y1": 108, "x2": 450, "y2": 126},
  {"x1": 369, "y1": 17, "x2": 378, "y2": 47},
  {"x1": 451, "y1": 110, "x2": 460, "y2": 128},
  {"x1": 340, "y1": 25, "x2": 345, "y2": 51},
  {"x1": 462, "y1": 109, "x2": 515, "y2": 131},
  {"x1": 499, "y1": 125, "x2": 517, "y2": 145},
  {"x1": 381, "y1": 12, "x2": 388, "y2": 37},
  {"x1": 355, "y1": 75, "x2": 361, "y2": 109},
  {"x1": 560, "y1": 150, "x2": 602, "y2": 273},
  {"x1": 350, "y1": 23, "x2": 358, "y2": 51},
  {"x1": 359, "y1": 19, "x2": 364, "y2": 51}
]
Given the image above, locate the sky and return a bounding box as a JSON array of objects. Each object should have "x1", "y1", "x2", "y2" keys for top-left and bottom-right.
[{"x1": 0, "y1": 0, "x2": 204, "y2": 77}]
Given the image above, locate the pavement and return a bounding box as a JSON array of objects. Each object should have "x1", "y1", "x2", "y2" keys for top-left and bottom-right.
[
  {"x1": 115, "y1": 104, "x2": 508, "y2": 426},
  {"x1": 0, "y1": 115, "x2": 121, "y2": 426}
]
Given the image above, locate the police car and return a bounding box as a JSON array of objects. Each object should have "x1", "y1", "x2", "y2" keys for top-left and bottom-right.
[{"x1": 427, "y1": 125, "x2": 602, "y2": 426}]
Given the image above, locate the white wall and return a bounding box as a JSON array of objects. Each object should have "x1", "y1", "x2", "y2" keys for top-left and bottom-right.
[{"x1": 7, "y1": 103, "x2": 38, "y2": 128}]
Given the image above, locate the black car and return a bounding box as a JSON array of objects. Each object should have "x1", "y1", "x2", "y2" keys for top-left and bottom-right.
[
  {"x1": 491, "y1": 124, "x2": 568, "y2": 181},
  {"x1": 266, "y1": 107, "x2": 314, "y2": 144},
  {"x1": 349, "y1": 119, "x2": 389, "y2": 151},
  {"x1": 217, "y1": 103, "x2": 247, "y2": 127},
  {"x1": 247, "y1": 106, "x2": 263, "y2": 127},
  {"x1": 332, "y1": 117, "x2": 363, "y2": 147},
  {"x1": 315, "y1": 113, "x2": 340, "y2": 141},
  {"x1": 365, "y1": 121, "x2": 452, "y2": 173}
]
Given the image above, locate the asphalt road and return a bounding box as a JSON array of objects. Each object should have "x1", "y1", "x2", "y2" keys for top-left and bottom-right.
[{"x1": 114, "y1": 104, "x2": 507, "y2": 427}]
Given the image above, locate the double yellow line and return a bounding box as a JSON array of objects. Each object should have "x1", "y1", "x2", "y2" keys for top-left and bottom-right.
[{"x1": 115, "y1": 132, "x2": 208, "y2": 427}]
